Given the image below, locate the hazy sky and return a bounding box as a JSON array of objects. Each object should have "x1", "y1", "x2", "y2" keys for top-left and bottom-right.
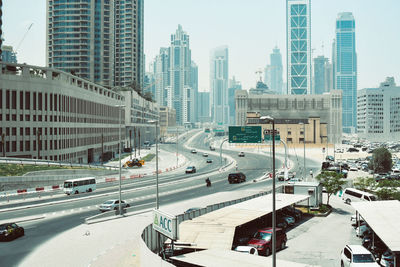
[{"x1": 3, "y1": 0, "x2": 400, "y2": 92}]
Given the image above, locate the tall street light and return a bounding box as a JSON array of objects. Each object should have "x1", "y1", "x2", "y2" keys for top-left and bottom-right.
[
  {"x1": 115, "y1": 104, "x2": 125, "y2": 214},
  {"x1": 148, "y1": 120, "x2": 159, "y2": 209},
  {"x1": 260, "y1": 115, "x2": 276, "y2": 267},
  {"x1": 299, "y1": 122, "x2": 306, "y2": 181}
]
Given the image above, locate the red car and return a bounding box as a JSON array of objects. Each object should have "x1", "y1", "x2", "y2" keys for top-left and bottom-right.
[{"x1": 247, "y1": 228, "x2": 287, "y2": 256}]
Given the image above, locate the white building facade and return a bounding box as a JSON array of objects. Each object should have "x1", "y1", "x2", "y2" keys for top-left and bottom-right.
[{"x1": 357, "y1": 78, "x2": 400, "y2": 142}]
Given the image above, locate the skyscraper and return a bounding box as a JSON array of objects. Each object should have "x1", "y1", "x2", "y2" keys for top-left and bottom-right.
[
  {"x1": 228, "y1": 77, "x2": 242, "y2": 125},
  {"x1": 167, "y1": 25, "x2": 192, "y2": 125},
  {"x1": 313, "y1": 56, "x2": 332, "y2": 94},
  {"x1": 46, "y1": 0, "x2": 144, "y2": 89},
  {"x1": 191, "y1": 61, "x2": 199, "y2": 122},
  {"x1": 114, "y1": 0, "x2": 144, "y2": 88},
  {"x1": 264, "y1": 46, "x2": 283, "y2": 94},
  {"x1": 1, "y1": 45, "x2": 17, "y2": 63},
  {"x1": 210, "y1": 46, "x2": 229, "y2": 125},
  {"x1": 335, "y1": 12, "x2": 357, "y2": 133},
  {"x1": 287, "y1": 0, "x2": 311, "y2": 95},
  {"x1": 153, "y1": 47, "x2": 169, "y2": 106}
]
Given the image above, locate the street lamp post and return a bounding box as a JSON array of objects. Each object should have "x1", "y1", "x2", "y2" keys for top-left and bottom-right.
[
  {"x1": 299, "y1": 122, "x2": 306, "y2": 181},
  {"x1": 260, "y1": 116, "x2": 276, "y2": 267},
  {"x1": 148, "y1": 120, "x2": 159, "y2": 209},
  {"x1": 116, "y1": 104, "x2": 125, "y2": 215},
  {"x1": 176, "y1": 127, "x2": 179, "y2": 167}
]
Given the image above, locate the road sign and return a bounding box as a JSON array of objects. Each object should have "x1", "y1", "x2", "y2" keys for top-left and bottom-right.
[
  {"x1": 228, "y1": 126, "x2": 261, "y2": 143},
  {"x1": 153, "y1": 209, "x2": 179, "y2": 240},
  {"x1": 264, "y1": 129, "x2": 281, "y2": 141}
]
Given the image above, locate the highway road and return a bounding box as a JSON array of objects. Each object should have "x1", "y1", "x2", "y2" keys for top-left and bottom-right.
[{"x1": 0, "y1": 131, "x2": 321, "y2": 266}]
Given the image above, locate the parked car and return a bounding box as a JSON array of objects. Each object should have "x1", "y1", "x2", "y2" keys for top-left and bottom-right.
[
  {"x1": 356, "y1": 223, "x2": 371, "y2": 238},
  {"x1": 340, "y1": 245, "x2": 380, "y2": 267},
  {"x1": 326, "y1": 155, "x2": 335, "y2": 162},
  {"x1": 282, "y1": 206, "x2": 303, "y2": 222},
  {"x1": 238, "y1": 151, "x2": 245, "y2": 157},
  {"x1": 0, "y1": 223, "x2": 24, "y2": 241},
  {"x1": 347, "y1": 147, "x2": 360, "y2": 152},
  {"x1": 247, "y1": 228, "x2": 287, "y2": 256},
  {"x1": 234, "y1": 246, "x2": 259, "y2": 255},
  {"x1": 228, "y1": 172, "x2": 246, "y2": 184},
  {"x1": 280, "y1": 215, "x2": 295, "y2": 226},
  {"x1": 380, "y1": 250, "x2": 395, "y2": 267},
  {"x1": 190, "y1": 149, "x2": 197, "y2": 154},
  {"x1": 99, "y1": 199, "x2": 130, "y2": 212},
  {"x1": 287, "y1": 177, "x2": 303, "y2": 184},
  {"x1": 202, "y1": 152, "x2": 209, "y2": 157},
  {"x1": 185, "y1": 166, "x2": 196, "y2": 173},
  {"x1": 209, "y1": 146, "x2": 215, "y2": 151},
  {"x1": 206, "y1": 158, "x2": 213, "y2": 163},
  {"x1": 349, "y1": 165, "x2": 358, "y2": 171},
  {"x1": 277, "y1": 171, "x2": 285, "y2": 181}
]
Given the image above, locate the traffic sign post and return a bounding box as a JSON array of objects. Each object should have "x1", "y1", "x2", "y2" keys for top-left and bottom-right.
[
  {"x1": 228, "y1": 126, "x2": 261, "y2": 143},
  {"x1": 264, "y1": 129, "x2": 281, "y2": 141}
]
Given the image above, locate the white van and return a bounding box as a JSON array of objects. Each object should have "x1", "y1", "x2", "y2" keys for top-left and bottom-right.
[{"x1": 342, "y1": 188, "x2": 377, "y2": 204}]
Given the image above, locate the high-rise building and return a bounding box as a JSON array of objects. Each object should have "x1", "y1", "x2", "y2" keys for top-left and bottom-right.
[
  {"x1": 46, "y1": 0, "x2": 144, "y2": 89},
  {"x1": 198, "y1": 92, "x2": 211, "y2": 123},
  {"x1": 167, "y1": 25, "x2": 192, "y2": 125},
  {"x1": 335, "y1": 12, "x2": 357, "y2": 133},
  {"x1": 264, "y1": 47, "x2": 283, "y2": 94},
  {"x1": 287, "y1": 0, "x2": 311, "y2": 95},
  {"x1": 1, "y1": 45, "x2": 17, "y2": 63},
  {"x1": 114, "y1": 0, "x2": 144, "y2": 88},
  {"x1": 357, "y1": 77, "x2": 400, "y2": 142},
  {"x1": 153, "y1": 48, "x2": 169, "y2": 106},
  {"x1": 210, "y1": 46, "x2": 229, "y2": 125},
  {"x1": 313, "y1": 56, "x2": 333, "y2": 94},
  {"x1": 228, "y1": 77, "x2": 242, "y2": 125},
  {"x1": 191, "y1": 61, "x2": 198, "y2": 122}
]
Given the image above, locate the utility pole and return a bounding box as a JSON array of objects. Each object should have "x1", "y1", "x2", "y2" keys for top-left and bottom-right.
[
  {"x1": 101, "y1": 133, "x2": 104, "y2": 165},
  {"x1": 1, "y1": 133, "x2": 5, "y2": 157},
  {"x1": 134, "y1": 127, "x2": 137, "y2": 158},
  {"x1": 129, "y1": 129, "x2": 132, "y2": 160}
]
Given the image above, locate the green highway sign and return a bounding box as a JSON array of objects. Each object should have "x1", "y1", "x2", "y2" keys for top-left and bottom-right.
[{"x1": 229, "y1": 126, "x2": 262, "y2": 143}]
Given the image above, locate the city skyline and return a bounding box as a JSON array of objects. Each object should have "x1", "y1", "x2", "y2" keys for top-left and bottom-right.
[{"x1": 2, "y1": 0, "x2": 400, "y2": 92}]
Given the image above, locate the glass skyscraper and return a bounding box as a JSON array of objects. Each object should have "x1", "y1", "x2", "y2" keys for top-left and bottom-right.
[
  {"x1": 335, "y1": 12, "x2": 357, "y2": 133},
  {"x1": 287, "y1": 0, "x2": 311, "y2": 95},
  {"x1": 265, "y1": 46, "x2": 283, "y2": 94},
  {"x1": 46, "y1": 0, "x2": 144, "y2": 89}
]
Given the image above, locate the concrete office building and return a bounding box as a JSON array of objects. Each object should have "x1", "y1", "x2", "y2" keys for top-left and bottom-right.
[
  {"x1": 264, "y1": 47, "x2": 283, "y2": 94},
  {"x1": 313, "y1": 56, "x2": 333, "y2": 94},
  {"x1": 335, "y1": 12, "x2": 357, "y2": 134},
  {"x1": 235, "y1": 89, "x2": 342, "y2": 143},
  {"x1": 287, "y1": 0, "x2": 311, "y2": 95},
  {"x1": 159, "y1": 106, "x2": 176, "y2": 139},
  {"x1": 167, "y1": 25, "x2": 192, "y2": 125},
  {"x1": 0, "y1": 62, "x2": 125, "y2": 163},
  {"x1": 1, "y1": 45, "x2": 17, "y2": 63},
  {"x1": 46, "y1": 0, "x2": 144, "y2": 89},
  {"x1": 210, "y1": 46, "x2": 229, "y2": 125},
  {"x1": 357, "y1": 77, "x2": 400, "y2": 142}
]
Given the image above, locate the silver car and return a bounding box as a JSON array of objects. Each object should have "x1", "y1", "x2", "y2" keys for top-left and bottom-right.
[{"x1": 99, "y1": 199, "x2": 130, "y2": 212}]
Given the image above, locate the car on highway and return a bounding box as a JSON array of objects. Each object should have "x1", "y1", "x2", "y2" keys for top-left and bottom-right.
[
  {"x1": 0, "y1": 223, "x2": 24, "y2": 242},
  {"x1": 347, "y1": 147, "x2": 360, "y2": 152},
  {"x1": 238, "y1": 151, "x2": 245, "y2": 157},
  {"x1": 190, "y1": 149, "x2": 197, "y2": 154},
  {"x1": 206, "y1": 158, "x2": 213, "y2": 163},
  {"x1": 228, "y1": 172, "x2": 246, "y2": 184},
  {"x1": 340, "y1": 245, "x2": 380, "y2": 267},
  {"x1": 209, "y1": 146, "x2": 216, "y2": 151},
  {"x1": 234, "y1": 246, "x2": 259, "y2": 255},
  {"x1": 202, "y1": 152, "x2": 209, "y2": 157},
  {"x1": 99, "y1": 199, "x2": 130, "y2": 212},
  {"x1": 185, "y1": 166, "x2": 196, "y2": 173},
  {"x1": 247, "y1": 227, "x2": 287, "y2": 256}
]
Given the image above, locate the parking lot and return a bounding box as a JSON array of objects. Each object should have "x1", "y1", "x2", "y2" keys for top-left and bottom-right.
[{"x1": 277, "y1": 193, "x2": 360, "y2": 266}]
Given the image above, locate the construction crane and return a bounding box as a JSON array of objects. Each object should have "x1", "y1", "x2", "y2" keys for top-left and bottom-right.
[{"x1": 15, "y1": 23, "x2": 33, "y2": 53}]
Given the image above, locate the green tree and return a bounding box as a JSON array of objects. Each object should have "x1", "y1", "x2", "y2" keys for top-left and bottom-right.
[
  {"x1": 353, "y1": 177, "x2": 376, "y2": 191},
  {"x1": 143, "y1": 91, "x2": 155, "y2": 102},
  {"x1": 316, "y1": 171, "x2": 347, "y2": 206},
  {"x1": 375, "y1": 187, "x2": 396, "y2": 200},
  {"x1": 368, "y1": 147, "x2": 392, "y2": 173}
]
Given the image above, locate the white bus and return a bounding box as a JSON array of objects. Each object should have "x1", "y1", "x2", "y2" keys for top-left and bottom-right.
[
  {"x1": 63, "y1": 177, "x2": 96, "y2": 195},
  {"x1": 342, "y1": 188, "x2": 377, "y2": 204}
]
